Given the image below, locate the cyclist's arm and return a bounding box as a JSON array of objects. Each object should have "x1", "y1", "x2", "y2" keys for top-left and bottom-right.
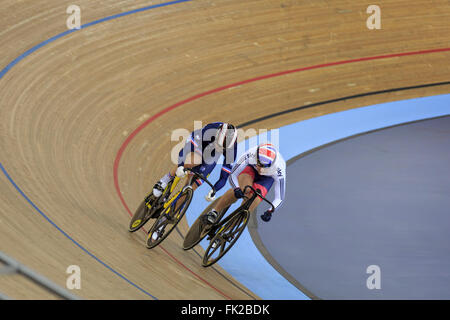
[
  {"x1": 271, "y1": 174, "x2": 286, "y2": 212},
  {"x1": 213, "y1": 166, "x2": 232, "y2": 192},
  {"x1": 228, "y1": 151, "x2": 250, "y2": 189},
  {"x1": 213, "y1": 141, "x2": 238, "y2": 191}
]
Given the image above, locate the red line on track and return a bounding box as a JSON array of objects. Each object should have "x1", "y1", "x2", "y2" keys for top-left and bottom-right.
[{"x1": 113, "y1": 47, "x2": 450, "y2": 299}]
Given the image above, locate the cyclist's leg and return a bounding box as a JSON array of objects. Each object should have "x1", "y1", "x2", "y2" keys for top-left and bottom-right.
[
  {"x1": 248, "y1": 174, "x2": 274, "y2": 213},
  {"x1": 213, "y1": 165, "x2": 256, "y2": 213},
  {"x1": 167, "y1": 145, "x2": 191, "y2": 182},
  {"x1": 165, "y1": 152, "x2": 202, "y2": 213},
  {"x1": 212, "y1": 188, "x2": 236, "y2": 214},
  {"x1": 183, "y1": 151, "x2": 203, "y2": 170},
  {"x1": 153, "y1": 141, "x2": 201, "y2": 196},
  {"x1": 170, "y1": 156, "x2": 213, "y2": 214},
  {"x1": 238, "y1": 166, "x2": 257, "y2": 197},
  {"x1": 172, "y1": 146, "x2": 202, "y2": 177}
]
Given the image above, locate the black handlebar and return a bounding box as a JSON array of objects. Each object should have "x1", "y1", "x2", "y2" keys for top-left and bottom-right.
[
  {"x1": 183, "y1": 168, "x2": 216, "y2": 197},
  {"x1": 243, "y1": 185, "x2": 275, "y2": 212}
]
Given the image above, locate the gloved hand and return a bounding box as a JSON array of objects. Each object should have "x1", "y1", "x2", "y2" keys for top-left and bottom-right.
[
  {"x1": 260, "y1": 210, "x2": 273, "y2": 222},
  {"x1": 234, "y1": 187, "x2": 245, "y2": 199},
  {"x1": 176, "y1": 166, "x2": 186, "y2": 178},
  {"x1": 205, "y1": 189, "x2": 216, "y2": 202}
]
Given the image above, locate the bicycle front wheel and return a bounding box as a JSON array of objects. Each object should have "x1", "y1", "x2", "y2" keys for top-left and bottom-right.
[
  {"x1": 202, "y1": 210, "x2": 250, "y2": 267},
  {"x1": 146, "y1": 188, "x2": 193, "y2": 249}
]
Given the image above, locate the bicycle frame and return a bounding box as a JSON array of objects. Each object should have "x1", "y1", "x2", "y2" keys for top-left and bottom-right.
[
  {"x1": 162, "y1": 176, "x2": 182, "y2": 210},
  {"x1": 145, "y1": 168, "x2": 219, "y2": 249},
  {"x1": 161, "y1": 169, "x2": 216, "y2": 214}
]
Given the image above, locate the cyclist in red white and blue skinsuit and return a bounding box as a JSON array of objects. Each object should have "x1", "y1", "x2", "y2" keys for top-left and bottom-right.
[
  {"x1": 204, "y1": 143, "x2": 286, "y2": 224},
  {"x1": 152, "y1": 122, "x2": 238, "y2": 200}
]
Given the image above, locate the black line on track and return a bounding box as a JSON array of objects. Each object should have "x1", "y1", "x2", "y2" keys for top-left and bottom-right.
[
  {"x1": 239, "y1": 81, "x2": 450, "y2": 300},
  {"x1": 237, "y1": 81, "x2": 450, "y2": 128}
]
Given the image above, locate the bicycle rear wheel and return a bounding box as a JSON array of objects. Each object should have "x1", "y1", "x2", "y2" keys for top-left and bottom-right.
[
  {"x1": 183, "y1": 203, "x2": 230, "y2": 250},
  {"x1": 182, "y1": 212, "x2": 211, "y2": 250},
  {"x1": 202, "y1": 210, "x2": 250, "y2": 267},
  {"x1": 129, "y1": 198, "x2": 155, "y2": 232},
  {"x1": 146, "y1": 188, "x2": 193, "y2": 249}
]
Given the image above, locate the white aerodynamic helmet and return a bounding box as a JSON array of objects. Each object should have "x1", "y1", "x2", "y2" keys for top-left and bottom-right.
[{"x1": 214, "y1": 123, "x2": 237, "y2": 149}]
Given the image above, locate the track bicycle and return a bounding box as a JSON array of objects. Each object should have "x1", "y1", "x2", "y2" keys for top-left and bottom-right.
[
  {"x1": 141, "y1": 169, "x2": 216, "y2": 249},
  {"x1": 183, "y1": 185, "x2": 274, "y2": 267},
  {"x1": 128, "y1": 168, "x2": 214, "y2": 236}
]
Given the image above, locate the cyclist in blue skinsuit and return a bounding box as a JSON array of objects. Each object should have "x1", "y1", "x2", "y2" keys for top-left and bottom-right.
[{"x1": 152, "y1": 122, "x2": 238, "y2": 201}]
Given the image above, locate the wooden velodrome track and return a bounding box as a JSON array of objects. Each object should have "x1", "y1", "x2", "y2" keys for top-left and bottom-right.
[{"x1": 0, "y1": 0, "x2": 448, "y2": 299}]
